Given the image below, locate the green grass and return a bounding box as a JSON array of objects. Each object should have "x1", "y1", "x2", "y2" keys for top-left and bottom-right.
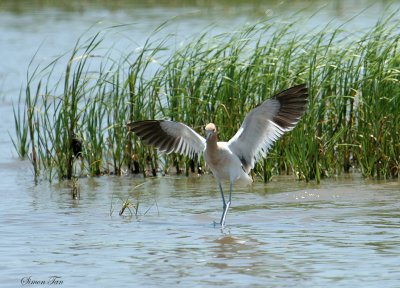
[
  {"x1": 110, "y1": 183, "x2": 158, "y2": 217},
  {"x1": 13, "y1": 13, "x2": 400, "y2": 182}
]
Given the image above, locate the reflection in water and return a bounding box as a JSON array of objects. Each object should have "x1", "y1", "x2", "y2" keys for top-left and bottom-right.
[
  {"x1": 209, "y1": 234, "x2": 272, "y2": 278},
  {"x1": 212, "y1": 234, "x2": 264, "y2": 259}
]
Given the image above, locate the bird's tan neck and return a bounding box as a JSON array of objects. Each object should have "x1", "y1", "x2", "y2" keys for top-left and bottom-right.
[
  {"x1": 206, "y1": 135, "x2": 220, "y2": 159},
  {"x1": 206, "y1": 133, "x2": 218, "y2": 149}
]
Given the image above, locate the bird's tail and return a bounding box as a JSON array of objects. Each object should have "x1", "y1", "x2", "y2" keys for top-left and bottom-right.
[{"x1": 235, "y1": 172, "x2": 253, "y2": 186}]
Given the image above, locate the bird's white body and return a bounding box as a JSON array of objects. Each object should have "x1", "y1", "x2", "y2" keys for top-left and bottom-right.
[{"x1": 204, "y1": 141, "x2": 252, "y2": 185}]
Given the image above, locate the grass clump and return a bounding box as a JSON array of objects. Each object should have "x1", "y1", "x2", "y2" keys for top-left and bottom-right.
[
  {"x1": 13, "y1": 14, "x2": 400, "y2": 183},
  {"x1": 110, "y1": 183, "x2": 158, "y2": 218}
]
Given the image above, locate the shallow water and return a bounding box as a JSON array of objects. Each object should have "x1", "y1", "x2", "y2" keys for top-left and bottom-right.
[
  {"x1": 1, "y1": 166, "x2": 400, "y2": 287},
  {"x1": 1, "y1": 1, "x2": 400, "y2": 287}
]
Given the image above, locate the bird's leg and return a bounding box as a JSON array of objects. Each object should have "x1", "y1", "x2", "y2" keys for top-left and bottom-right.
[
  {"x1": 228, "y1": 181, "x2": 232, "y2": 205},
  {"x1": 219, "y1": 182, "x2": 232, "y2": 227},
  {"x1": 219, "y1": 182, "x2": 226, "y2": 210}
]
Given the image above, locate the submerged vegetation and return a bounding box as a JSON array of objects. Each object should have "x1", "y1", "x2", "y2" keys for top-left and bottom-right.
[
  {"x1": 110, "y1": 183, "x2": 158, "y2": 217},
  {"x1": 13, "y1": 14, "x2": 400, "y2": 183}
]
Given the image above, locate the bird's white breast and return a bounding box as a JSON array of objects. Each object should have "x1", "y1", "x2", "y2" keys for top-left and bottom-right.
[{"x1": 204, "y1": 141, "x2": 245, "y2": 182}]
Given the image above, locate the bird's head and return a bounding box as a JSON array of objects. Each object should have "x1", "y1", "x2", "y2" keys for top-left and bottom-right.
[{"x1": 205, "y1": 123, "x2": 217, "y2": 142}]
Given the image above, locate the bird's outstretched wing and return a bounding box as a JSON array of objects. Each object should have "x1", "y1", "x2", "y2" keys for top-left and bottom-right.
[
  {"x1": 228, "y1": 84, "x2": 308, "y2": 173},
  {"x1": 128, "y1": 120, "x2": 206, "y2": 158}
]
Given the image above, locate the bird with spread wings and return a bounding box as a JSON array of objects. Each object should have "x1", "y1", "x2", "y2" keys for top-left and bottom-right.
[{"x1": 128, "y1": 84, "x2": 308, "y2": 226}]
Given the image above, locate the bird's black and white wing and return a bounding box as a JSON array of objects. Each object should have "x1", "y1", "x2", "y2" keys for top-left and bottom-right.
[
  {"x1": 128, "y1": 120, "x2": 206, "y2": 158},
  {"x1": 228, "y1": 84, "x2": 308, "y2": 173}
]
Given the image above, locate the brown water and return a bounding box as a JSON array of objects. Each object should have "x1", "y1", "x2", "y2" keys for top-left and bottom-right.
[{"x1": 1, "y1": 1, "x2": 400, "y2": 287}]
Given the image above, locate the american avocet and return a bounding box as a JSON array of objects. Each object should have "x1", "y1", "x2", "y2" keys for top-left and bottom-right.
[{"x1": 128, "y1": 84, "x2": 308, "y2": 226}]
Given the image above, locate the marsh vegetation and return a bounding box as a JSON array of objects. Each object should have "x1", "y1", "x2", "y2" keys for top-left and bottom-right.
[{"x1": 12, "y1": 14, "x2": 400, "y2": 183}]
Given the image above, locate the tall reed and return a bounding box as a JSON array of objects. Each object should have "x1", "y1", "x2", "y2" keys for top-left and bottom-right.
[{"x1": 13, "y1": 13, "x2": 400, "y2": 182}]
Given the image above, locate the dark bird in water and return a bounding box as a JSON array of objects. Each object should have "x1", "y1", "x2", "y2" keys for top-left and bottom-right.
[{"x1": 71, "y1": 132, "x2": 83, "y2": 158}]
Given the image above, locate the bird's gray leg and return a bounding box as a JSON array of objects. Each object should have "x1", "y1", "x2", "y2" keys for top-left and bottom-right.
[
  {"x1": 228, "y1": 181, "x2": 232, "y2": 204},
  {"x1": 219, "y1": 182, "x2": 232, "y2": 226},
  {"x1": 219, "y1": 183, "x2": 227, "y2": 226},
  {"x1": 219, "y1": 182, "x2": 226, "y2": 209}
]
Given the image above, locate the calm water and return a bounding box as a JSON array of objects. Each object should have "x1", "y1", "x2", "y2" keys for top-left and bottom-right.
[
  {"x1": 1, "y1": 1, "x2": 400, "y2": 287},
  {"x1": 1, "y1": 170, "x2": 399, "y2": 287}
]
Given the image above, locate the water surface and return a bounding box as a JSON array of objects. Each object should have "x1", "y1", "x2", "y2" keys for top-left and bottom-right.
[{"x1": 1, "y1": 169, "x2": 399, "y2": 287}]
